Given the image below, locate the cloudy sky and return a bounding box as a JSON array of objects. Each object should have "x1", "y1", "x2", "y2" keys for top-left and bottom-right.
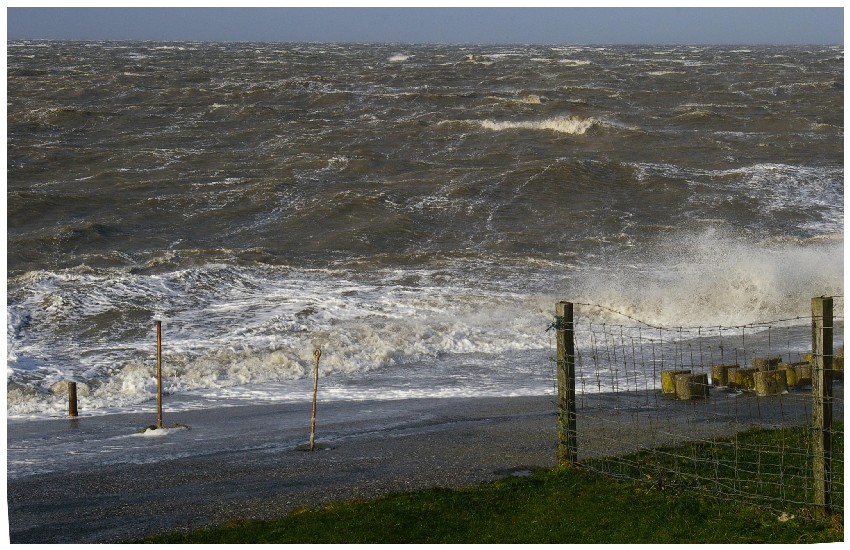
[{"x1": 5, "y1": 5, "x2": 845, "y2": 45}]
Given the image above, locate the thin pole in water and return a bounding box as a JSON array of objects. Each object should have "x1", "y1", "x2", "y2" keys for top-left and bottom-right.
[
  {"x1": 68, "y1": 381, "x2": 78, "y2": 417},
  {"x1": 310, "y1": 348, "x2": 321, "y2": 451},
  {"x1": 156, "y1": 320, "x2": 163, "y2": 429}
]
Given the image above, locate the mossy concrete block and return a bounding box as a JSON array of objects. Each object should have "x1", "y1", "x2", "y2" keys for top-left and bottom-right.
[
  {"x1": 778, "y1": 361, "x2": 813, "y2": 389},
  {"x1": 778, "y1": 363, "x2": 800, "y2": 388},
  {"x1": 674, "y1": 373, "x2": 710, "y2": 400},
  {"x1": 802, "y1": 349, "x2": 842, "y2": 380},
  {"x1": 661, "y1": 369, "x2": 691, "y2": 394},
  {"x1": 752, "y1": 356, "x2": 782, "y2": 371},
  {"x1": 726, "y1": 366, "x2": 740, "y2": 389},
  {"x1": 794, "y1": 362, "x2": 812, "y2": 387},
  {"x1": 731, "y1": 367, "x2": 757, "y2": 392},
  {"x1": 710, "y1": 364, "x2": 737, "y2": 387},
  {"x1": 754, "y1": 370, "x2": 787, "y2": 396}
]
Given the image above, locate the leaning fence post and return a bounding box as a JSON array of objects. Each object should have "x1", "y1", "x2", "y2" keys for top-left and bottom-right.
[
  {"x1": 309, "y1": 348, "x2": 321, "y2": 451},
  {"x1": 156, "y1": 320, "x2": 164, "y2": 429},
  {"x1": 555, "y1": 301, "x2": 578, "y2": 466},
  {"x1": 68, "y1": 381, "x2": 78, "y2": 417},
  {"x1": 811, "y1": 296, "x2": 834, "y2": 518}
]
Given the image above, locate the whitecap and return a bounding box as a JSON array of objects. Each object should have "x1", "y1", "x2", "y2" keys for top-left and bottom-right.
[{"x1": 479, "y1": 115, "x2": 600, "y2": 135}]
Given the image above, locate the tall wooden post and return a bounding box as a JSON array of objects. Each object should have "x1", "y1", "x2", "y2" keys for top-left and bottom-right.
[
  {"x1": 811, "y1": 296, "x2": 833, "y2": 518},
  {"x1": 310, "y1": 348, "x2": 321, "y2": 451},
  {"x1": 556, "y1": 301, "x2": 578, "y2": 466},
  {"x1": 156, "y1": 320, "x2": 163, "y2": 429},
  {"x1": 68, "y1": 381, "x2": 78, "y2": 417}
]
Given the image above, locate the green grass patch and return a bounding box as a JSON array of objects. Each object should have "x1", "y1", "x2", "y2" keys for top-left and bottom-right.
[
  {"x1": 585, "y1": 422, "x2": 844, "y2": 513},
  {"x1": 141, "y1": 424, "x2": 844, "y2": 544}
]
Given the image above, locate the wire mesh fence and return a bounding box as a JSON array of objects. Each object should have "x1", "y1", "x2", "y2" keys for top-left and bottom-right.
[{"x1": 550, "y1": 297, "x2": 844, "y2": 516}]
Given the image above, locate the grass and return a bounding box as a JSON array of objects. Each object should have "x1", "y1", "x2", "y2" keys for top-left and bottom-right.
[
  {"x1": 584, "y1": 422, "x2": 844, "y2": 513},
  {"x1": 141, "y1": 424, "x2": 844, "y2": 544}
]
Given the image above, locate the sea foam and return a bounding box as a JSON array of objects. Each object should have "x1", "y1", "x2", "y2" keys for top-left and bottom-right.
[
  {"x1": 8, "y1": 227, "x2": 842, "y2": 419},
  {"x1": 6, "y1": 264, "x2": 554, "y2": 417}
]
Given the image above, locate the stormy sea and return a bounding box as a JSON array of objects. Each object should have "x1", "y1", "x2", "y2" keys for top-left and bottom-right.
[{"x1": 7, "y1": 41, "x2": 843, "y2": 435}]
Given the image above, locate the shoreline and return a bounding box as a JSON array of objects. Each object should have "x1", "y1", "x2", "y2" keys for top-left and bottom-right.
[
  {"x1": 7, "y1": 394, "x2": 559, "y2": 543},
  {"x1": 7, "y1": 387, "x2": 843, "y2": 543}
]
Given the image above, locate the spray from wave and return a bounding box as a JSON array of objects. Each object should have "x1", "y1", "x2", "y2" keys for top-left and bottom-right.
[{"x1": 570, "y1": 227, "x2": 844, "y2": 327}]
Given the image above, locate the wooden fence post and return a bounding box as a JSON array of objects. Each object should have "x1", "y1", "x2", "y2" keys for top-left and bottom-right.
[
  {"x1": 156, "y1": 320, "x2": 163, "y2": 429},
  {"x1": 556, "y1": 301, "x2": 578, "y2": 466},
  {"x1": 310, "y1": 348, "x2": 321, "y2": 451},
  {"x1": 68, "y1": 381, "x2": 78, "y2": 417},
  {"x1": 811, "y1": 296, "x2": 833, "y2": 518}
]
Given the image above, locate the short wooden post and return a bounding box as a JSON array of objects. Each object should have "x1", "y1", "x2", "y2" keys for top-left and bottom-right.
[
  {"x1": 811, "y1": 297, "x2": 833, "y2": 518},
  {"x1": 309, "y1": 348, "x2": 321, "y2": 451},
  {"x1": 68, "y1": 381, "x2": 78, "y2": 417},
  {"x1": 555, "y1": 301, "x2": 577, "y2": 466},
  {"x1": 156, "y1": 320, "x2": 163, "y2": 429}
]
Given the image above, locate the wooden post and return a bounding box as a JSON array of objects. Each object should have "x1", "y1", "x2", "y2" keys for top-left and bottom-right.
[
  {"x1": 156, "y1": 320, "x2": 163, "y2": 429},
  {"x1": 811, "y1": 296, "x2": 833, "y2": 518},
  {"x1": 555, "y1": 301, "x2": 577, "y2": 466},
  {"x1": 68, "y1": 381, "x2": 78, "y2": 417},
  {"x1": 310, "y1": 348, "x2": 321, "y2": 451}
]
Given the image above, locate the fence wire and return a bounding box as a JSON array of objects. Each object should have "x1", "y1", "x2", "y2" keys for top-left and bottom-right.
[{"x1": 550, "y1": 298, "x2": 844, "y2": 516}]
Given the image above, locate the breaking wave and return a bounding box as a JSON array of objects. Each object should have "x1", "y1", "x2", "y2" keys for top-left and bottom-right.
[
  {"x1": 478, "y1": 115, "x2": 602, "y2": 135},
  {"x1": 570, "y1": 227, "x2": 844, "y2": 327},
  {"x1": 6, "y1": 264, "x2": 553, "y2": 417}
]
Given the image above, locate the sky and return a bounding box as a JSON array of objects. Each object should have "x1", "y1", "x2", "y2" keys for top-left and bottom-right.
[{"x1": 4, "y1": 5, "x2": 845, "y2": 45}]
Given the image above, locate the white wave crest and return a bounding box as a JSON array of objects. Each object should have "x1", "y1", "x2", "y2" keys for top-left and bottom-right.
[
  {"x1": 479, "y1": 115, "x2": 600, "y2": 135},
  {"x1": 518, "y1": 95, "x2": 543, "y2": 104}
]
